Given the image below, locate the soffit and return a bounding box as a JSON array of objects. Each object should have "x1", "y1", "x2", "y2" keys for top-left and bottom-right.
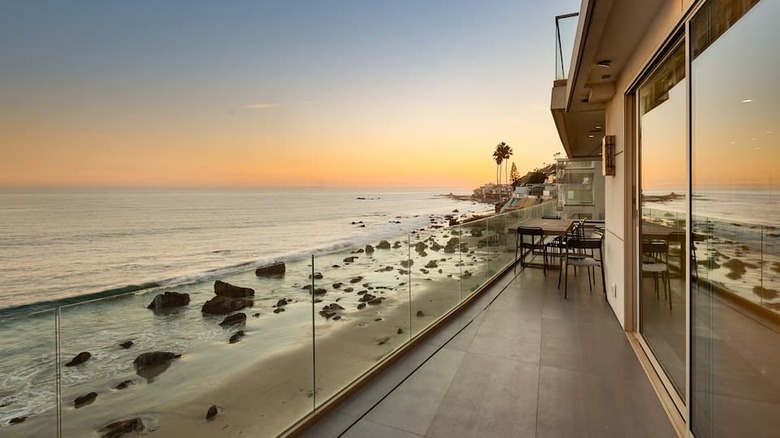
[{"x1": 560, "y1": 0, "x2": 665, "y2": 158}]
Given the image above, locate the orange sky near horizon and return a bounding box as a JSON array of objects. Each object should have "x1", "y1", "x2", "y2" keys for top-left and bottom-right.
[{"x1": 0, "y1": 1, "x2": 575, "y2": 190}]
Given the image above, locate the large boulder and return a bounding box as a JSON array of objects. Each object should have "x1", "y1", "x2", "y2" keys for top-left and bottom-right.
[
  {"x1": 255, "y1": 262, "x2": 285, "y2": 277},
  {"x1": 214, "y1": 280, "x2": 255, "y2": 298},
  {"x1": 147, "y1": 292, "x2": 190, "y2": 311},
  {"x1": 376, "y1": 240, "x2": 391, "y2": 250},
  {"x1": 74, "y1": 392, "x2": 98, "y2": 409},
  {"x1": 202, "y1": 296, "x2": 253, "y2": 315},
  {"x1": 98, "y1": 418, "x2": 144, "y2": 438},
  {"x1": 133, "y1": 352, "x2": 181, "y2": 382},
  {"x1": 219, "y1": 312, "x2": 247, "y2": 327},
  {"x1": 65, "y1": 352, "x2": 91, "y2": 367},
  {"x1": 133, "y1": 352, "x2": 181, "y2": 369}
]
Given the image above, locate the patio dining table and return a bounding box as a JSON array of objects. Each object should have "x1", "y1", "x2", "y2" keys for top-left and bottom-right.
[
  {"x1": 509, "y1": 218, "x2": 576, "y2": 237},
  {"x1": 508, "y1": 218, "x2": 576, "y2": 270}
]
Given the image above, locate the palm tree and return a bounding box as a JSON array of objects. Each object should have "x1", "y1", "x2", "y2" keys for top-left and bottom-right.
[
  {"x1": 500, "y1": 143, "x2": 513, "y2": 187},
  {"x1": 493, "y1": 147, "x2": 504, "y2": 188}
]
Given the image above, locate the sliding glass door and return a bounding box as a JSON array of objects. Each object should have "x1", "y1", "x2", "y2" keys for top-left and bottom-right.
[
  {"x1": 637, "y1": 42, "x2": 688, "y2": 400},
  {"x1": 690, "y1": 0, "x2": 780, "y2": 436}
]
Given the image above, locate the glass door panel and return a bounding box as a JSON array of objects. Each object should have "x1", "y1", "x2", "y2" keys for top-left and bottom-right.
[{"x1": 638, "y1": 42, "x2": 688, "y2": 398}]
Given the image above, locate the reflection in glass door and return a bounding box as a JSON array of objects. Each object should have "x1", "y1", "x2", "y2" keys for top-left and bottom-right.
[
  {"x1": 637, "y1": 42, "x2": 687, "y2": 398},
  {"x1": 690, "y1": 0, "x2": 780, "y2": 436}
]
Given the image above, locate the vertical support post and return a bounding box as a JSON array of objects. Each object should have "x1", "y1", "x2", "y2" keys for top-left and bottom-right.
[
  {"x1": 55, "y1": 307, "x2": 62, "y2": 438},
  {"x1": 310, "y1": 254, "x2": 316, "y2": 408}
]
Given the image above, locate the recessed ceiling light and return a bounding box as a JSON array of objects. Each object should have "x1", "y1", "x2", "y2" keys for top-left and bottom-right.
[
  {"x1": 594, "y1": 125, "x2": 603, "y2": 130},
  {"x1": 596, "y1": 59, "x2": 611, "y2": 68},
  {"x1": 588, "y1": 134, "x2": 595, "y2": 138},
  {"x1": 742, "y1": 99, "x2": 753, "y2": 103}
]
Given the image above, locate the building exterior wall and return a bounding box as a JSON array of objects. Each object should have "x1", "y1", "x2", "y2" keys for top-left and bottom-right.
[{"x1": 602, "y1": 0, "x2": 695, "y2": 329}]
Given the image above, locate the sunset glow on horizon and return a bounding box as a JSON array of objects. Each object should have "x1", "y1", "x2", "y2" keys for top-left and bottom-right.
[{"x1": 1, "y1": 1, "x2": 581, "y2": 189}]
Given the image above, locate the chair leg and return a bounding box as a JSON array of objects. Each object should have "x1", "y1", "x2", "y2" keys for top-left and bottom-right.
[
  {"x1": 600, "y1": 262, "x2": 607, "y2": 300},
  {"x1": 587, "y1": 268, "x2": 593, "y2": 293},
  {"x1": 564, "y1": 260, "x2": 569, "y2": 299},
  {"x1": 653, "y1": 273, "x2": 659, "y2": 299},
  {"x1": 557, "y1": 255, "x2": 563, "y2": 289}
]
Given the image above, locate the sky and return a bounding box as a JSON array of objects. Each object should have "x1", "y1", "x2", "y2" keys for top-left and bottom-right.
[{"x1": 0, "y1": 0, "x2": 581, "y2": 189}]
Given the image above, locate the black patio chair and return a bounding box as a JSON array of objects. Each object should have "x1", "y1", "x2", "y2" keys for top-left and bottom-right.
[{"x1": 515, "y1": 226, "x2": 548, "y2": 276}]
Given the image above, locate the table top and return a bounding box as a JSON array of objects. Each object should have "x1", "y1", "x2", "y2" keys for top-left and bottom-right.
[
  {"x1": 512, "y1": 218, "x2": 575, "y2": 236},
  {"x1": 641, "y1": 221, "x2": 681, "y2": 239}
]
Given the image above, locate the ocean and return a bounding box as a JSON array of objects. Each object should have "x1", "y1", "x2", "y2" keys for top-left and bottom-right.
[
  {"x1": 0, "y1": 187, "x2": 489, "y2": 434},
  {"x1": 0, "y1": 188, "x2": 485, "y2": 312}
]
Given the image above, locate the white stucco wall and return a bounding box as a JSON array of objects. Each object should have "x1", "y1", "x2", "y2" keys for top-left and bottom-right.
[{"x1": 600, "y1": 0, "x2": 695, "y2": 330}]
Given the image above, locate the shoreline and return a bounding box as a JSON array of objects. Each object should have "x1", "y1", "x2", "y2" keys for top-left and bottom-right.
[
  {"x1": 156, "y1": 266, "x2": 476, "y2": 437},
  {"x1": 2, "y1": 213, "x2": 500, "y2": 437}
]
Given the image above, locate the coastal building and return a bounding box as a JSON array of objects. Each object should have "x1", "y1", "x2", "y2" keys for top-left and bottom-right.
[
  {"x1": 551, "y1": 0, "x2": 779, "y2": 436},
  {"x1": 554, "y1": 157, "x2": 605, "y2": 220}
]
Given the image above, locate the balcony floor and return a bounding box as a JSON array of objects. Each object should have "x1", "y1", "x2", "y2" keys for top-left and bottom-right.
[{"x1": 302, "y1": 265, "x2": 677, "y2": 437}]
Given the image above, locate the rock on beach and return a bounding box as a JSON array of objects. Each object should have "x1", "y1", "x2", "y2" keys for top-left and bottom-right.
[
  {"x1": 133, "y1": 351, "x2": 181, "y2": 382},
  {"x1": 74, "y1": 392, "x2": 98, "y2": 409},
  {"x1": 98, "y1": 418, "x2": 144, "y2": 438},
  {"x1": 65, "y1": 351, "x2": 91, "y2": 367},
  {"x1": 202, "y1": 295, "x2": 253, "y2": 315},
  {"x1": 133, "y1": 352, "x2": 181, "y2": 369},
  {"x1": 255, "y1": 262, "x2": 286, "y2": 277},
  {"x1": 147, "y1": 291, "x2": 190, "y2": 311},
  {"x1": 214, "y1": 280, "x2": 255, "y2": 298},
  {"x1": 219, "y1": 312, "x2": 247, "y2": 327}
]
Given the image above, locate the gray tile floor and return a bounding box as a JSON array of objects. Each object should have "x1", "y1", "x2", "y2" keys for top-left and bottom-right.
[{"x1": 302, "y1": 267, "x2": 676, "y2": 438}]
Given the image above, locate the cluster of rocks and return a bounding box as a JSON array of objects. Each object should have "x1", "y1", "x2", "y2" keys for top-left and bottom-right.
[
  {"x1": 52, "y1": 347, "x2": 181, "y2": 435},
  {"x1": 10, "y1": 274, "x2": 272, "y2": 431},
  {"x1": 8, "y1": 214, "x2": 490, "y2": 431},
  {"x1": 199, "y1": 280, "x2": 257, "y2": 346}
]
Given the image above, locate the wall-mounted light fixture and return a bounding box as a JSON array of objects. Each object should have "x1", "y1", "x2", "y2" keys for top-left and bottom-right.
[{"x1": 602, "y1": 135, "x2": 616, "y2": 176}]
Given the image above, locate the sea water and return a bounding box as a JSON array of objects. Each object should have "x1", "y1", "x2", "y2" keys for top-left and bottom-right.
[{"x1": 0, "y1": 187, "x2": 486, "y2": 433}]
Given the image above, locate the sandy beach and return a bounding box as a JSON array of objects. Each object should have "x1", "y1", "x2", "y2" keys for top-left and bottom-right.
[
  {"x1": 3, "y1": 213, "x2": 510, "y2": 438},
  {"x1": 155, "y1": 229, "x2": 501, "y2": 437}
]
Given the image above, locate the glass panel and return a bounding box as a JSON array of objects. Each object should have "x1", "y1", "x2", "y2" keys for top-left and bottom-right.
[
  {"x1": 555, "y1": 13, "x2": 579, "y2": 80},
  {"x1": 409, "y1": 229, "x2": 460, "y2": 338},
  {"x1": 638, "y1": 41, "x2": 687, "y2": 397},
  {"x1": 312, "y1": 238, "x2": 411, "y2": 405},
  {"x1": 691, "y1": 1, "x2": 780, "y2": 436},
  {"x1": 0, "y1": 309, "x2": 58, "y2": 437},
  {"x1": 488, "y1": 215, "x2": 514, "y2": 275},
  {"x1": 459, "y1": 219, "x2": 487, "y2": 299}
]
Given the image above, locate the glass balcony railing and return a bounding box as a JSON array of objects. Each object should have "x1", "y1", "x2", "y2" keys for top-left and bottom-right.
[
  {"x1": 0, "y1": 202, "x2": 556, "y2": 437},
  {"x1": 555, "y1": 13, "x2": 579, "y2": 81}
]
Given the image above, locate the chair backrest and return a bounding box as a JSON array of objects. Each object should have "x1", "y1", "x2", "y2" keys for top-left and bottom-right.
[
  {"x1": 516, "y1": 226, "x2": 544, "y2": 237},
  {"x1": 566, "y1": 237, "x2": 602, "y2": 250},
  {"x1": 644, "y1": 241, "x2": 668, "y2": 254}
]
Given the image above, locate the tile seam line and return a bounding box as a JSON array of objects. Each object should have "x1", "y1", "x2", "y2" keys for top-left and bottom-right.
[
  {"x1": 337, "y1": 269, "x2": 525, "y2": 437},
  {"x1": 534, "y1": 282, "x2": 546, "y2": 437}
]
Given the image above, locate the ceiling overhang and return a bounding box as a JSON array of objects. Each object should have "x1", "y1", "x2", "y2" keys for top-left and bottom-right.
[{"x1": 551, "y1": 0, "x2": 666, "y2": 158}]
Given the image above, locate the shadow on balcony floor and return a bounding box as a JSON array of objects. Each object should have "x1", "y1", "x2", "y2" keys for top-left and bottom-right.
[{"x1": 301, "y1": 266, "x2": 676, "y2": 438}]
